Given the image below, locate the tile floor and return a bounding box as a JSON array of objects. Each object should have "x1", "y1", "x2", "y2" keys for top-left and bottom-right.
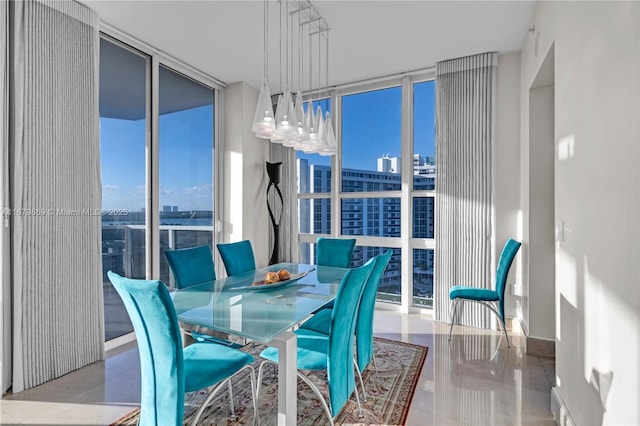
[{"x1": 0, "y1": 311, "x2": 556, "y2": 425}]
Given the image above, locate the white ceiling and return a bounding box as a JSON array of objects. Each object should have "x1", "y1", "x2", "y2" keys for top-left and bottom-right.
[{"x1": 82, "y1": 0, "x2": 535, "y2": 91}]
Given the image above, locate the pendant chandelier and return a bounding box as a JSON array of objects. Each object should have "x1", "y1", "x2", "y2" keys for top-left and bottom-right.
[{"x1": 252, "y1": 0, "x2": 336, "y2": 156}]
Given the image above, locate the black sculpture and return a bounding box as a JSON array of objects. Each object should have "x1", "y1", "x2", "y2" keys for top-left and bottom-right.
[{"x1": 266, "y1": 162, "x2": 283, "y2": 265}]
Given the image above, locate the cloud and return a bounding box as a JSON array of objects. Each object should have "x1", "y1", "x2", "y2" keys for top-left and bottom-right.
[
  {"x1": 102, "y1": 184, "x2": 119, "y2": 195},
  {"x1": 184, "y1": 184, "x2": 213, "y2": 194}
]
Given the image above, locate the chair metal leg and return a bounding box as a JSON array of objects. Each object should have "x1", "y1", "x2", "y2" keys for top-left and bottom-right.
[
  {"x1": 191, "y1": 364, "x2": 257, "y2": 426},
  {"x1": 259, "y1": 361, "x2": 337, "y2": 425},
  {"x1": 248, "y1": 366, "x2": 259, "y2": 426},
  {"x1": 352, "y1": 373, "x2": 364, "y2": 419},
  {"x1": 297, "y1": 371, "x2": 334, "y2": 426},
  {"x1": 497, "y1": 313, "x2": 511, "y2": 348},
  {"x1": 354, "y1": 357, "x2": 367, "y2": 402},
  {"x1": 256, "y1": 360, "x2": 271, "y2": 402},
  {"x1": 448, "y1": 299, "x2": 460, "y2": 342},
  {"x1": 228, "y1": 380, "x2": 235, "y2": 418},
  {"x1": 372, "y1": 354, "x2": 379, "y2": 374},
  {"x1": 449, "y1": 298, "x2": 512, "y2": 348},
  {"x1": 483, "y1": 301, "x2": 510, "y2": 348}
]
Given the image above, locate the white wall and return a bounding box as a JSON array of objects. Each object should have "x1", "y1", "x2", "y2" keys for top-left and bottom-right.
[
  {"x1": 528, "y1": 82, "x2": 555, "y2": 341},
  {"x1": 222, "y1": 82, "x2": 270, "y2": 269},
  {"x1": 520, "y1": 2, "x2": 640, "y2": 424},
  {"x1": 494, "y1": 51, "x2": 522, "y2": 319}
]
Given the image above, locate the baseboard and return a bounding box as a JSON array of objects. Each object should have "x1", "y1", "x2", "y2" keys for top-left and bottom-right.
[
  {"x1": 104, "y1": 331, "x2": 136, "y2": 353},
  {"x1": 551, "y1": 387, "x2": 576, "y2": 426},
  {"x1": 511, "y1": 318, "x2": 555, "y2": 358},
  {"x1": 526, "y1": 336, "x2": 555, "y2": 358}
]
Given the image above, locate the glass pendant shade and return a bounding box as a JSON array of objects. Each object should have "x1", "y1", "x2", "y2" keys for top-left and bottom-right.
[
  {"x1": 274, "y1": 90, "x2": 298, "y2": 140},
  {"x1": 269, "y1": 95, "x2": 284, "y2": 143},
  {"x1": 306, "y1": 101, "x2": 320, "y2": 146},
  {"x1": 319, "y1": 111, "x2": 337, "y2": 156},
  {"x1": 304, "y1": 106, "x2": 323, "y2": 153},
  {"x1": 293, "y1": 92, "x2": 309, "y2": 141},
  {"x1": 252, "y1": 78, "x2": 276, "y2": 138},
  {"x1": 315, "y1": 105, "x2": 325, "y2": 144}
]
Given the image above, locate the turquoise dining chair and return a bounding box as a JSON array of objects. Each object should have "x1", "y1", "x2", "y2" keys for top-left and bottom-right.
[
  {"x1": 165, "y1": 244, "x2": 216, "y2": 289},
  {"x1": 165, "y1": 246, "x2": 241, "y2": 353},
  {"x1": 256, "y1": 258, "x2": 376, "y2": 425},
  {"x1": 107, "y1": 271, "x2": 257, "y2": 426},
  {"x1": 314, "y1": 237, "x2": 356, "y2": 311},
  {"x1": 217, "y1": 240, "x2": 256, "y2": 276},
  {"x1": 300, "y1": 250, "x2": 392, "y2": 401},
  {"x1": 448, "y1": 238, "x2": 521, "y2": 348},
  {"x1": 316, "y1": 237, "x2": 356, "y2": 268}
]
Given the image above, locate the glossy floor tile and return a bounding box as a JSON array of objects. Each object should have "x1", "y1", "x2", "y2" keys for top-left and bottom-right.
[{"x1": 0, "y1": 311, "x2": 555, "y2": 425}]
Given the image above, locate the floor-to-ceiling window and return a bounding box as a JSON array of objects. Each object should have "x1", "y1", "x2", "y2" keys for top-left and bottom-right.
[
  {"x1": 158, "y1": 65, "x2": 214, "y2": 287},
  {"x1": 296, "y1": 75, "x2": 436, "y2": 310},
  {"x1": 341, "y1": 86, "x2": 403, "y2": 303},
  {"x1": 99, "y1": 35, "x2": 219, "y2": 343},
  {"x1": 99, "y1": 37, "x2": 149, "y2": 341},
  {"x1": 297, "y1": 98, "x2": 332, "y2": 264},
  {"x1": 411, "y1": 80, "x2": 436, "y2": 308}
]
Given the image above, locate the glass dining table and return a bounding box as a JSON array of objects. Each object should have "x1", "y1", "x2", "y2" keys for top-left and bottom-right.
[{"x1": 171, "y1": 262, "x2": 348, "y2": 426}]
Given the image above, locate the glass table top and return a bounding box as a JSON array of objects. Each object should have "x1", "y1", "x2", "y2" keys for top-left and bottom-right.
[{"x1": 171, "y1": 263, "x2": 348, "y2": 343}]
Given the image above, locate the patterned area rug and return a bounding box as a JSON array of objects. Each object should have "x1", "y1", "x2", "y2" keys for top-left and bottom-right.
[{"x1": 111, "y1": 337, "x2": 427, "y2": 425}]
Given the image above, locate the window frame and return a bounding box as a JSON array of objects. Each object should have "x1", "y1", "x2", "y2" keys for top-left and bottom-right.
[
  {"x1": 297, "y1": 72, "x2": 436, "y2": 313},
  {"x1": 100, "y1": 27, "x2": 224, "y2": 348}
]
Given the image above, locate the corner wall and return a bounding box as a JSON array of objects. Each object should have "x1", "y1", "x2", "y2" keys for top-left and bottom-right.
[
  {"x1": 494, "y1": 51, "x2": 522, "y2": 319},
  {"x1": 222, "y1": 82, "x2": 270, "y2": 269},
  {"x1": 520, "y1": 2, "x2": 640, "y2": 424}
]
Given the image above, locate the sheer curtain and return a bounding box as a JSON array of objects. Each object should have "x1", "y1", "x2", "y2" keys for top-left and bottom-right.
[
  {"x1": 433, "y1": 52, "x2": 498, "y2": 328},
  {"x1": 9, "y1": 0, "x2": 103, "y2": 392},
  {"x1": 1, "y1": 0, "x2": 10, "y2": 395},
  {"x1": 270, "y1": 143, "x2": 299, "y2": 263}
]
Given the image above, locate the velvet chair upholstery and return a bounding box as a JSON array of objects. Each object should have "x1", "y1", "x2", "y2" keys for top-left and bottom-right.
[
  {"x1": 300, "y1": 250, "x2": 392, "y2": 399},
  {"x1": 314, "y1": 238, "x2": 356, "y2": 311},
  {"x1": 217, "y1": 240, "x2": 256, "y2": 276},
  {"x1": 448, "y1": 238, "x2": 521, "y2": 347},
  {"x1": 256, "y1": 258, "x2": 376, "y2": 425},
  {"x1": 165, "y1": 244, "x2": 215, "y2": 288},
  {"x1": 165, "y1": 245, "x2": 239, "y2": 348},
  {"x1": 107, "y1": 272, "x2": 257, "y2": 426},
  {"x1": 316, "y1": 237, "x2": 356, "y2": 268}
]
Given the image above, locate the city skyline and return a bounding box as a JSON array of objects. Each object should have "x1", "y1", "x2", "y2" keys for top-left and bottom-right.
[
  {"x1": 297, "y1": 158, "x2": 434, "y2": 305},
  {"x1": 101, "y1": 81, "x2": 435, "y2": 213}
]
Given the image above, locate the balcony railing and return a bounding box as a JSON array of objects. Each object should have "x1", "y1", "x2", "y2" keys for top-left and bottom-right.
[{"x1": 102, "y1": 224, "x2": 213, "y2": 341}]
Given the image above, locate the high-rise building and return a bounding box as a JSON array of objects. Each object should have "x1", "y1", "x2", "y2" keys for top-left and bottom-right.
[
  {"x1": 298, "y1": 155, "x2": 435, "y2": 302},
  {"x1": 377, "y1": 154, "x2": 401, "y2": 174}
]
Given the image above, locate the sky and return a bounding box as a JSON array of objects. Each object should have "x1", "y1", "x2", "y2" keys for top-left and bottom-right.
[
  {"x1": 100, "y1": 81, "x2": 435, "y2": 211},
  {"x1": 101, "y1": 105, "x2": 213, "y2": 212},
  {"x1": 298, "y1": 80, "x2": 435, "y2": 171}
]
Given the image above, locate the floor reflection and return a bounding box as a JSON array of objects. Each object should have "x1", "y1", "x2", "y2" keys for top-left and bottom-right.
[{"x1": 1, "y1": 310, "x2": 555, "y2": 426}]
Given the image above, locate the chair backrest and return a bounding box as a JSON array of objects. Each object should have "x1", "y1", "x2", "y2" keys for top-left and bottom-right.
[
  {"x1": 165, "y1": 245, "x2": 216, "y2": 289},
  {"x1": 216, "y1": 240, "x2": 256, "y2": 276},
  {"x1": 355, "y1": 249, "x2": 392, "y2": 372},
  {"x1": 327, "y1": 256, "x2": 375, "y2": 415},
  {"x1": 495, "y1": 239, "x2": 521, "y2": 321},
  {"x1": 107, "y1": 271, "x2": 184, "y2": 426},
  {"x1": 316, "y1": 237, "x2": 356, "y2": 268}
]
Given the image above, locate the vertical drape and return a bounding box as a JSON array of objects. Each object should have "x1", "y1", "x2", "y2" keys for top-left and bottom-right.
[
  {"x1": 434, "y1": 52, "x2": 497, "y2": 328},
  {"x1": 0, "y1": 0, "x2": 10, "y2": 395},
  {"x1": 10, "y1": 0, "x2": 103, "y2": 392},
  {"x1": 270, "y1": 143, "x2": 299, "y2": 263}
]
